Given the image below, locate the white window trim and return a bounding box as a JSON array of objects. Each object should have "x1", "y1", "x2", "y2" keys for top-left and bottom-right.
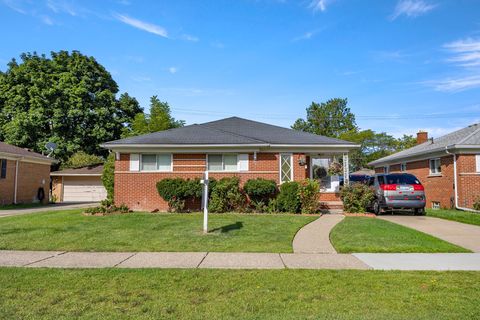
[
  {"x1": 140, "y1": 154, "x2": 173, "y2": 172},
  {"x1": 429, "y1": 158, "x2": 441, "y2": 175},
  {"x1": 400, "y1": 163, "x2": 407, "y2": 172},
  {"x1": 279, "y1": 153, "x2": 294, "y2": 184},
  {"x1": 206, "y1": 154, "x2": 239, "y2": 172},
  {"x1": 476, "y1": 154, "x2": 480, "y2": 173},
  {"x1": 384, "y1": 166, "x2": 390, "y2": 174}
]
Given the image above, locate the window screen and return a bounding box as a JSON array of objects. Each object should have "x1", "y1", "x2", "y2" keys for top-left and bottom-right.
[
  {"x1": 0, "y1": 159, "x2": 6, "y2": 179},
  {"x1": 141, "y1": 154, "x2": 157, "y2": 171},
  {"x1": 208, "y1": 155, "x2": 223, "y2": 171}
]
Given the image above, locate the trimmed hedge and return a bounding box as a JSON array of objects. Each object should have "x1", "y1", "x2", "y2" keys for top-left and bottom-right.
[
  {"x1": 340, "y1": 183, "x2": 375, "y2": 213},
  {"x1": 276, "y1": 181, "x2": 301, "y2": 213},
  {"x1": 243, "y1": 178, "x2": 277, "y2": 211},
  {"x1": 156, "y1": 178, "x2": 202, "y2": 212},
  {"x1": 208, "y1": 177, "x2": 246, "y2": 213},
  {"x1": 298, "y1": 179, "x2": 320, "y2": 214}
]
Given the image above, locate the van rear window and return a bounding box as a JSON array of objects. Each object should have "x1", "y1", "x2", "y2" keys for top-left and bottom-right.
[{"x1": 384, "y1": 174, "x2": 420, "y2": 185}]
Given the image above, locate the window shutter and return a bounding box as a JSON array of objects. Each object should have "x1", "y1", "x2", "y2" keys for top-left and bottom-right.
[
  {"x1": 476, "y1": 154, "x2": 480, "y2": 173},
  {"x1": 238, "y1": 154, "x2": 249, "y2": 171},
  {"x1": 130, "y1": 154, "x2": 140, "y2": 171}
]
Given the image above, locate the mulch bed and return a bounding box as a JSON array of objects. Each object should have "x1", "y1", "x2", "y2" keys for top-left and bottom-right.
[{"x1": 343, "y1": 213, "x2": 376, "y2": 217}]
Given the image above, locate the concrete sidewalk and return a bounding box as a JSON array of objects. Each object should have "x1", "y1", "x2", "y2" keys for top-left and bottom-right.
[
  {"x1": 0, "y1": 202, "x2": 98, "y2": 218},
  {"x1": 1, "y1": 250, "x2": 479, "y2": 270}
]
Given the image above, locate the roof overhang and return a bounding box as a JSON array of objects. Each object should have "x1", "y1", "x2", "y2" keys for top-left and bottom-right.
[
  {"x1": 368, "y1": 144, "x2": 480, "y2": 167},
  {"x1": 100, "y1": 143, "x2": 360, "y2": 154},
  {"x1": 0, "y1": 152, "x2": 57, "y2": 165},
  {"x1": 50, "y1": 173, "x2": 102, "y2": 177}
]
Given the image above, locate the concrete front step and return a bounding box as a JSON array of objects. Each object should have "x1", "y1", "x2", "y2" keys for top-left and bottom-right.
[{"x1": 319, "y1": 201, "x2": 344, "y2": 210}]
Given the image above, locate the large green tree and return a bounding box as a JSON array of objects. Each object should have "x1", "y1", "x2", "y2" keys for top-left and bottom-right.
[
  {"x1": 292, "y1": 98, "x2": 357, "y2": 138},
  {"x1": 0, "y1": 51, "x2": 142, "y2": 161},
  {"x1": 122, "y1": 95, "x2": 184, "y2": 137}
]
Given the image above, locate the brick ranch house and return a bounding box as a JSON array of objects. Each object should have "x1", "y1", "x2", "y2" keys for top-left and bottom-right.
[
  {"x1": 369, "y1": 123, "x2": 480, "y2": 211},
  {"x1": 101, "y1": 117, "x2": 359, "y2": 211},
  {"x1": 0, "y1": 141, "x2": 56, "y2": 205}
]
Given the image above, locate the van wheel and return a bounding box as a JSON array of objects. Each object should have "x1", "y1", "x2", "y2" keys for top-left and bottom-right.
[
  {"x1": 414, "y1": 208, "x2": 425, "y2": 216},
  {"x1": 373, "y1": 200, "x2": 381, "y2": 215}
]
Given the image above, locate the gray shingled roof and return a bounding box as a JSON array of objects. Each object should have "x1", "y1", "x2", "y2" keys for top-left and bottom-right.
[
  {"x1": 51, "y1": 164, "x2": 103, "y2": 176},
  {"x1": 369, "y1": 123, "x2": 480, "y2": 166},
  {"x1": 0, "y1": 141, "x2": 55, "y2": 162},
  {"x1": 103, "y1": 117, "x2": 356, "y2": 146}
]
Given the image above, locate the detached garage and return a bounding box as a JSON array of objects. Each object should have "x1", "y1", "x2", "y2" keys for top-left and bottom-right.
[{"x1": 51, "y1": 165, "x2": 107, "y2": 202}]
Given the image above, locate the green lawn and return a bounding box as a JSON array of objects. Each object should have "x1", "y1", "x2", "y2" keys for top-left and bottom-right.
[
  {"x1": 427, "y1": 209, "x2": 480, "y2": 226},
  {"x1": 330, "y1": 217, "x2": 469, "y2": 253},
  {"x1": 0, "y1": 210, "x2": 316, "y2": 253},
  {"x1": 0, "y1": 268, "x2": 478, "y2": 319},
  {"x1": 0, "y1": 203, "x2": 44, "y2": 210}
]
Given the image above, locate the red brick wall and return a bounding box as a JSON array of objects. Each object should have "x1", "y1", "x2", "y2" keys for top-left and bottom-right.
[
  {"x1": 114, "y1": 152, "x2": 315, "y2": 211},
  {"x1": 457, "y1": 154, "x2": 480, "y2": 208},
  {"x1": 0, "y1": 160, "x2": 50, "y2": 205}
]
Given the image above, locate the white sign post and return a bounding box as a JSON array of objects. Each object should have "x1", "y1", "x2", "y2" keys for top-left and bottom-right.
[{"x1": 201, "y1": 171, "x2": 209, "y2": 233}]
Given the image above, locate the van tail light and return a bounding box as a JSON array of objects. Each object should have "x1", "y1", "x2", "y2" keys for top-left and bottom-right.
[
  {"x1": 413, "y1": 184, "x2": 424, "y2": 191},
  {"x1": 380, "y1": 184, "x2": 397, "y2": 191}
]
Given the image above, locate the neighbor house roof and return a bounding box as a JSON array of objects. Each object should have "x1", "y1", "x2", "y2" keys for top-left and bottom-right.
[
  {"x1": 0, "y1": 141, "x2": 56, "y2": 164},
  {"x1": 369, "y1": 123, "x2": 480, "y2": 166},
  {"x1": 51, "y1": 164, "x2": 104, "y2": 176},
  {"x1": 102, "y1": 117, "x2": 357, "y2": 149}
]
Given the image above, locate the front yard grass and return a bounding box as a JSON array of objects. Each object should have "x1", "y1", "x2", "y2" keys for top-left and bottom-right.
[
  {"x1": 0, "y1": 210, "x2": 316, "y2": 252},
  {"x1": 0, "y1": 268, "x2": 479, "y2": 319},
  {"x1": 427, "y1": 209, "x2": 480, "y2": 226},
  {"x1": 330, "y1": 217, "x2": 469, "y2": 253}
]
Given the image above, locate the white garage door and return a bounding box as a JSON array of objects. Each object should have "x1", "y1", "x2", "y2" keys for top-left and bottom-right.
[{"x1": 63, "y1": 177, "x2": 107, "y2": 202}]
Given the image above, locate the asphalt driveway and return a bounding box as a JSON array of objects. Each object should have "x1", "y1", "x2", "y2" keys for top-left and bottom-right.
[{"x1": 379, "y1": 215, "x2": 480, "y2": 252}]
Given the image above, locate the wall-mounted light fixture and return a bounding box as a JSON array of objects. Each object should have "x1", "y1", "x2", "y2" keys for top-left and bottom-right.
[{"x1": 298, "y1": 156, "x2": 306, "y2": 166}]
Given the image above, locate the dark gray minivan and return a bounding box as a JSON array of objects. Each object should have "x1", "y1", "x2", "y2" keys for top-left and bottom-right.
[{"x1": 367, "y1": 173, "x2": 426, "y2": 215}]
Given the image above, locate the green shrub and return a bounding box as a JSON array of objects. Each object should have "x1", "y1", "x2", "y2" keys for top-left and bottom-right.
[
  {"x1": 298, "y1": 179, "x2": 320, "y2": 214},
  {"x1": 63, "y1": 151, "x2": 104, "y2": 169},
  {"x1": 473, "y1": 197, "x2": 480, "y2": 211},
  {"x1": 84, "y1": 203, "x2": 130, "y2": 215},
  {"x1": 276, "y1": 181, "x2": 301, "y2": 213},
  {"x1": 243, "y1": 178, "x2": 277, "y2": 211},
  {"x1": 101, "y1": 153, "x2": 115, "y2": 201},
  {"x1": 208, "y1": 177, "x2": 246, "y2": 213},
  {"x1": 340, "y1": 183, "x2": 375, "y2": 213},
  {"x1": 156, "y1": 178, "x2": 202, "y2": 212}
]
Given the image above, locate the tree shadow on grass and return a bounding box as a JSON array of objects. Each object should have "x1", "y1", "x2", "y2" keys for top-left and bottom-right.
[{"x1": 210, "y1": 221, "x2": 243, "y2": 233}]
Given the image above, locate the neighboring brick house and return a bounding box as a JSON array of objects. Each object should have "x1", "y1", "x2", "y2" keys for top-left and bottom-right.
[
  {"x1": 0, "y1": 141, "x2": 56, "y2": 205},
  {"x1": 369, "y1": 124, "x2": 480, "y2": 210},
  {"x1": 101, "y1": 117, "x2": 359, "y2": 211}
]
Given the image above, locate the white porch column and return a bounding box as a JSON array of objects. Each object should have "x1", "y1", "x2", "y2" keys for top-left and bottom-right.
[{"x1": 343, "y1": 153, "x2": 350, "y2": 186}]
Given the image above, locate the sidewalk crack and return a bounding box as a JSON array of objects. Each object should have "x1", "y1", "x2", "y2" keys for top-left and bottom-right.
[
  {"x1": 279, "y1": 253, "x2": 287, "y2": 269},
  {"x1": 23, "y1": 251, "x2": 66, "y2": 267},
  {"x1": 114, "y1": 253, "x2": 137, "y2": 268},
  {"x1": 196, "y1": 252, "x2": 209, "y2": 268}
]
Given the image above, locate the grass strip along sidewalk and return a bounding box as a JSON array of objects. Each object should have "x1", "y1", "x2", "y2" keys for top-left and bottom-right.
[{"x1": 0, "y1": 268, "x2": 478, "y2": 319}]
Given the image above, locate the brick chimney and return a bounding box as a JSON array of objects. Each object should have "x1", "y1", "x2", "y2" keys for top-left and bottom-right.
[{"x1": 417, "y1": 131, "x2": 428, "y2": 145}]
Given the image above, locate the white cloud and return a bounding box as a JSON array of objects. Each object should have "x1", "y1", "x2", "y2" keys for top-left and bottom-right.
[
  {"x1": 390, "y1": 0, "x2": 437, "y2": 20},
  {"x1": 1, "y1": 0, "x2": 27, "y2": 14},
  {"x1": 46, "y1": 0, "x2": 78, "y2": 16},
  {"x1": 168, "y1": 67, "x2": 177, "y2": 74},
  {"x1": 114, "y1": 13, "x2": 168, "y2": 38},
  {"x1": 308, "y1": 0, "x2": 333, "y2": 12},
  {"x1": 424, "y1": 75, "x2": 480, "y2": 92},
  {"x1": 41, "y1": 15, "x2": 54, "y2": 25},
  {"x1": 444, "y1": 38, "x2": 480, "y2": 67},
  {"x1": 181, "y1": 34, "x2": 199, "y2": 42}
]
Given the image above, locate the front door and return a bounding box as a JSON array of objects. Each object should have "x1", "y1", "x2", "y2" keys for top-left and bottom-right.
[{"x1": 310, "y1": 156, "x2": 340, "y2": 192}]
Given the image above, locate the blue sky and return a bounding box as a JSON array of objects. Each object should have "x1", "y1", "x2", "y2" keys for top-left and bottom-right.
[{"x1": 1, "y1": 0, "x2": 480, "y2": 138}]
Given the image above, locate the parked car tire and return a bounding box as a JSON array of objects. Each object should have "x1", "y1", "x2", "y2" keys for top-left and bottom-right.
[
  {"x1": 373, "y1": 200, "x2": 381, "y2": 215},
  {"x1": 414, "y1": 208, "x2": 425, "y2": 216}
]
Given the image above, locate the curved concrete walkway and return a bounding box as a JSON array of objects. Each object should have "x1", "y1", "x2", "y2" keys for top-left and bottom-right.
[
  {"x1": 379, "y1": 215, "x2": 480, "y2": 252},
  {"x1": 292, "y1": 214, "x2": 344, "y2": 254}
]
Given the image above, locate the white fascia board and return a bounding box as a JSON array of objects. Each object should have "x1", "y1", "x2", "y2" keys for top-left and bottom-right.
[{"x1": 0, "y1": 152, "x2": 57, "y2": 165}]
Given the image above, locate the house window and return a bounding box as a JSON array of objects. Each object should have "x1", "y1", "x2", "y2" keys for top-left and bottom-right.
[
  {"x1": 140, "y1": 154, "x2": 172, "y2": 172},
  {"x1": 0, "y1": 159, "x2": 6, "y2": 179},
  {"x1": 383, "y1": 166, "x2": 389, "y2": 174},
  {"x1": 280, "y1": 153, "x2": 293, "y2": 183},
  {"x1": 429, "y1": 158, "x2": 441, "y2": 175},
  {"x1": 207, "y1": 154, "x2": 238, "y2": 171},
  {"x1": 432, "y1": 201, "x2": 441, "y2": 210},
  {"x1": 400, "y1": 163, "x2": 407, "y2": 172}
]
